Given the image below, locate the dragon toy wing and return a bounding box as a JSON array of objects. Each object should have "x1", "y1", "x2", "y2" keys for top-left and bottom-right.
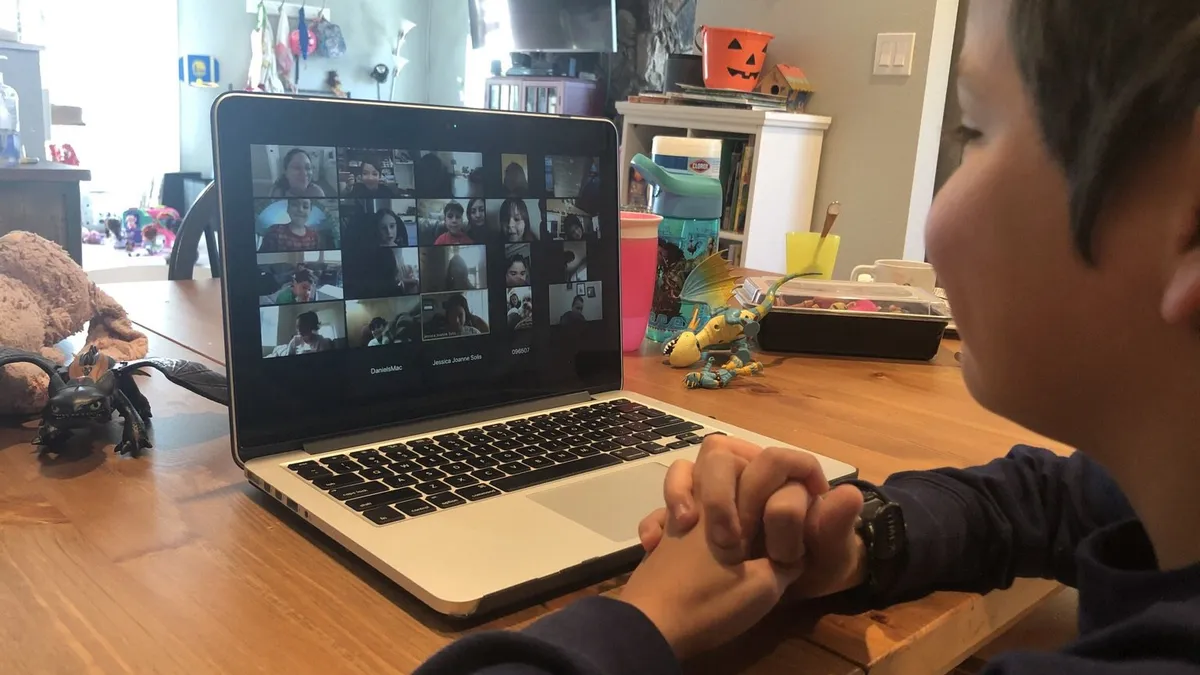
[
  {"x1": 0, "y1": 346, "x2": 66, "y2": 396},
  {"x1": 117, "y1": 358, "x2": 230, "y2": 406},
  {"x1": 679, "y1": 252, "x2": 740, "y2": 310}
]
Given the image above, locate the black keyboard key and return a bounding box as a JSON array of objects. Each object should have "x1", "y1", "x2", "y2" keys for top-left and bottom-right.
[
  {"x1": 434, "y1": 433, "x2": 460, "y2": 441},
  {"x1": 550, "y1": 410, "x2": 575, "y2": 419},
  {"x1": 357, "y1": 455, "x2": 386, "y2": 468},
  {"x1": 546, "y1": 450, "x2": 577, "y2": 463},
  {"x1": 637, "y1": 442, "x2": 669, "y2": 454},
  {"x1": 439, "y1": 439, "x2": 469, "y2": 451},
  {"x1": 684, "y1": 435, "x2": 704, "y2": 445},
  {"x1": 319, "y1": 454, "x2": 349, "y2": 464},
  {"x1": 498, "y1": 462, "x2": 531, "y2": 475},
  {"x1": 492, "y1": 454, "x2": 622, "y2": 492},
  {"x1": 573, "y1": 445, "x2": 602, "y2": 457},
  {"x1": 445, "y1": 474, "x2": 479, "y2": 489},
  {"x1": 328, "y1": 460, "x2": 363, "y2": 474},
  {"x1": 384, "y1": 474, "x2": 418, "y2": 489},
  {"x1": 394, "y1": 499, "x2": 437, "y2": 517},
  {"x1": 626, "y1": 422, "x2": 652, "y2": 433},
  {"x1": 390, "y1": 460, "x2": 420, "y2": 473},
  {"x1": 350, "y1": 449, "x2": 379, "y2": 459},
  {"x1": 469, "y1": 443, "x2": 499, "y2": 456},
  {"x1": 427, "y1": 492, "x2": 467, "y2": 509},
  {"x1": 289, "y1": 460, "x2": 320, "y2": 471},
  {"x1": 443, "y1": 462, "x2": 472, "y2": 475},
  {"x1": 363, "y1": 506, "x2": 406, "y2": 524},
  {"x1": 524, "y1": 456, "x2": 554, "y2": 469},
  {"x1": 409, "y1": 438, "x2": 436, "y2": 447},
  {"x1": 654, "y1": 421, "x2": 706, "y2": 437},
  {"x1": 493, "y1": 439, "x2": 523, "y2": 451},
  {"x1": 613, "y1": 448, "x2": 649, "y2": 461},
  {"x1": 314, "y1": 473, "x2": 363, "y2": 490},
  {"x1": 413, "y1": 468, "x2": 447, "y2": 482},
  {"x1": 639, "y1": 408, "x2": 667, "y2": 418},
  {"x1": 557, "y1": 426, "x2": 584, "y2": 436},
  {"x1": 614, "y1": 436, "x2": 641, "y2": 447},
  {"x1": 360, "y1": 466, "x2": 394, "y2": 481},
  {"x1": 530, "y1": 414, "x2": 550, "y2": 421},
  {"x1": 487, "y1": 430, "x2": 516, "y2": 440},
  {"x1": 519, "y1": 446, "x2": 547, "y2": 458},
  {"x1": 621, "y1": 412, "x2": 648, "y2": 422},
  {"x1": 384, "y1": 448, "x2": 418, "y2": 462},
  {"x1": 330, "y1": 481, "x2": 389, "y2": 501},
  {"x1": 345, "y1": 487, "x2": 421, "y2": 511},
  {"x1": 634, "y1": 431, "x2": 662, "y2": 442},
  {"x1": 667, "y1": 440, "x2": 692, "y2": 450},
  {"x1": 583, "y1": 430, "x2": 614, "y2": 442},
  {"x1": 380, "y1": 442, "x2": 408, "y2": 452},
  {"x1": 297, "y1": 466, "x2": 333, "y2": 480},
  {"x1": 457, "y1": 484, "x2": 501, "y2": 501},
  {"x1": 611, "y1": 398, "x2": 630, "y2": 405},
  {"x1": 466, "y1": 456, "x2": 498, "y2": 469},
  {"x1": 483, "y1": 423, "x2": 507, "y2": 431},
  {"x1": 614, "y1": 403, "x2": 643, "y2": 413},
  {"x1": 414, "y1": 444, "x2": 442, "y2": 457},
  {"x1": 417, "y1": 480, "x2": 452, "y2": 495},
  {"x1": 646, "y1": 415, "x2": 683, "y2": 428},
  {"x1": 591, "y1": 440, "x2": 620, "y2": 452},
  {"x1": 443, "y1": 449, "x2": 473, "y2": 462},
  {"x1": 495, "y1": 450, "x2": 523, "y2": 463},
  {"x1": 416, "y1": 455, "x2": 449, "y2": 468},
  {"x1": 539, "y1": 440, "x2": 569, "y2": 451},
  {"x1": 472, "y1": 467, "x2": 506, "y2": 481}
]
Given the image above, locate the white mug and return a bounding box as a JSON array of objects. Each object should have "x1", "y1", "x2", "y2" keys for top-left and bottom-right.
[{"x1": 851, "y1": 259, "x2": 937, "y2": 291}]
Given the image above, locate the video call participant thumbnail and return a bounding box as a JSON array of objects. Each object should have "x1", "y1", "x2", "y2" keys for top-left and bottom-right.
[
  {"x1": 420, "y1": 244, "x2": 487, "y2": 293},
  {"x1": 339, "y1": 148, "x2": 403, "y2": 198},
  {"x1": 506, "y1": 286, "x2": 534, "y2": 331},
  {"x1": 255, "y1": 198, "x2": 340, "y2": 252},
  {"x1": 545, "y1": 156, "x2": 601, "y2": 215},
  {"x1": 415, "y1": 151, "x2": 485, "y2": 198},
  {"x1": 500, "y1": 153, "x2": 530, "y2": 196},
  {"x1": 422, "y1": 291, "x2": 490, "y2": 340},
  {"x1": 465, "y1": 198, "x2": 488, "y2": 243},
  {"x1": 550, "y1": 282, "x2": 603, "y2": 326},
  {"x1": 505, "y1": 244, "x2": 531, "y2": 287},
  {"x1": 251, "y1": 145, "x2": 335, "y2": 198},
  {"x1": 341, "y1": 200, "x2": 417, "y2": 248},
  {"x1": 489, "y1": 198, "x2": 541, "y2": 243},
  {"x1": 419, "y1": 199, "x2": 479, "y2": 246},
  {"x1": 545, "y1": 200, "x2": 598, "y2": 240},
  {"x1": 346, "y1": 296, "x2": 423, "y2": 348},
  {"x1": 261, "y1": 302, "x2": 347, "y2": 358},
  {"x1": 257, "y1": 251, "x2": 342, "y2": 305}
]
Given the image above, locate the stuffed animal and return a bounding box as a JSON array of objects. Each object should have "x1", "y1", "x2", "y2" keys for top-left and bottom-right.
[{"x1": 0, "y1": 230, "x2": 148, "y2": 415}]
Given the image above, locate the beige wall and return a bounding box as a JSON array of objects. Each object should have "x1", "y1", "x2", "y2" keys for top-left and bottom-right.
[{"x1": 697, "y1": 0, "x2": 940, "y2": 278}]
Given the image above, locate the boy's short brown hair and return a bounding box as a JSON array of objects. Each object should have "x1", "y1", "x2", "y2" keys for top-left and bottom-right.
[{"x1": 1008, "y1": 0, "x2": 1199, "y2": 261}]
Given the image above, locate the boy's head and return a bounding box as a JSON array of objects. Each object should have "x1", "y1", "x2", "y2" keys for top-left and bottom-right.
[
  {"x1": 444, "y1": 201, "x2": 465, "y2": 234},
  {"x1": 928, "y1": 0, "x2": 1199, "y2": 453}
]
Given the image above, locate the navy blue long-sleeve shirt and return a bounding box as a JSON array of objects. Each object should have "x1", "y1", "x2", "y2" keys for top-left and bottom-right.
[{"x1": 415, "y1": 446, "x2": 1200, "y2": 674}]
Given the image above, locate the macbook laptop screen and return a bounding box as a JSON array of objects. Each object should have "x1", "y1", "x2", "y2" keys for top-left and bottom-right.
[{"x1": 212, "y1": 95, "x2": 621, "y2": 457}]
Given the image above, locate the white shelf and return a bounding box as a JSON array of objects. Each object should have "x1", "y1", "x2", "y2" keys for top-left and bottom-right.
[
  {"x1": 246, "y1": 1, "x2": 331, "y2": 22},
  {"x1": 618, "y1": 102, "x2": 830, "y2": 273}
]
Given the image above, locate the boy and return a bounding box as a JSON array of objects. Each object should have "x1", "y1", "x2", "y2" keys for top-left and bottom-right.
[
  {"x1": 415, "y1": 0, "x2": 1200, "y2": 672},
  {"x1": 434, "y1": 201, "x2": 475, "y2": 246}
]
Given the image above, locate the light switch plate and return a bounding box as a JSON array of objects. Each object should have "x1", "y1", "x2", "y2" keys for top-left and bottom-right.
[{"x1": 874, "y1": 33, "x2": 916, "y2": 76}]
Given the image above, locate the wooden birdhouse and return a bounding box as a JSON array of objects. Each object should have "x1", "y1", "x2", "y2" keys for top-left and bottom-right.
[{"x1": 755, "y1": 64, "x2": 814, "y2": 112}]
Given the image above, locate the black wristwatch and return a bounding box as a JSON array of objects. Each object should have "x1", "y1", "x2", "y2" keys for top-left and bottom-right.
[{"x1": 844, "y1": 479, "x2": 907, "y2": 595}]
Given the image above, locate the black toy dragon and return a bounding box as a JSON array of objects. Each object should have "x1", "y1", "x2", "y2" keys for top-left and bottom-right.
[{"x1": 0, "y1": 345, "x2": 228, "y2": 456}]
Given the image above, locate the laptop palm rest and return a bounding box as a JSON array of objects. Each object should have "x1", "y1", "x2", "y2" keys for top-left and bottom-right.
[{"x1": 528, "y1": 463, "x2": 669, "y2": 542}]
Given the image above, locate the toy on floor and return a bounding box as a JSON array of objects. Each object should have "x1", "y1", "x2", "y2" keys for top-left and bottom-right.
[
  {"x1": 662, "y1": 253, "x2": 802, "y2": 389},
  {"x1": 0, "y1": 345, "x2": 229, "y2": 456}
]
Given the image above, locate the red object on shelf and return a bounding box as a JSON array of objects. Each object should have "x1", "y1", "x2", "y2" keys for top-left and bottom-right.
[
  {"x1": 290, "y1": 29, "x2": 318, "y2": 57},
  {"x1": 698, "y1": 25, "x2": 775, "y2": 92}
]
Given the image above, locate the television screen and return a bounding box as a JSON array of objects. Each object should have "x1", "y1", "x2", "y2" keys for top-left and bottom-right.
[{"x1": 506, "y1": 0, "x2": 617, "y2": 53}]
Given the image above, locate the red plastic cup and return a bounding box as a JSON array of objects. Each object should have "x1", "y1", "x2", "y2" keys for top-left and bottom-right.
[{"x1": 619, "y1": 211, "x2": 663, "y2": 352}]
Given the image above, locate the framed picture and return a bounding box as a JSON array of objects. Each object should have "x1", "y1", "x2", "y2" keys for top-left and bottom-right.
[
  {"x1": 586, "y1": 286, "x2": 596, "y2": 298},
  {"x1": 576, "y1": 283, "x2": 586, "y2": 296}
]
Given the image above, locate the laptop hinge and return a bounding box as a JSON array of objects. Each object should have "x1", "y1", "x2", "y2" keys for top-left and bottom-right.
[{"x1": 301, "y1": 392, "x2": 594, "y2": 455}]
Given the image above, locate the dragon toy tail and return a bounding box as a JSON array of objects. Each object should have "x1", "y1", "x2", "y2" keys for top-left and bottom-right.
[{"x1": 753, "y1": 273, "x2": 804, "y2": 319}]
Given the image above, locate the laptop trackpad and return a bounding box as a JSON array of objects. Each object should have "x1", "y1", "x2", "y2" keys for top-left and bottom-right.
[{"x1": 528, "y1": 463, "x2": 669, "y2": 542}]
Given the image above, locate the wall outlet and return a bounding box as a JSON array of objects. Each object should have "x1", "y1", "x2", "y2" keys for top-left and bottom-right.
[{"x1": 874, "y1": 33, "x2": 916, "y2": 76}]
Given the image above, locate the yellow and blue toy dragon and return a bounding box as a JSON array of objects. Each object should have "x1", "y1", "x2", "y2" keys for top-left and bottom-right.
[{"x1": 661, "y1": 253, "x2": 802, "y2": 389}]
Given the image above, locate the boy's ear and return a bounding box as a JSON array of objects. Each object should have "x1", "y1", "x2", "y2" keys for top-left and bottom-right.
[{"x1": 1159, "y1": 112, "x2": 1200, "y2": 328}]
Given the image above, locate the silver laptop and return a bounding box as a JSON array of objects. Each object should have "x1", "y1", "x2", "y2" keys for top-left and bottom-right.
[{"x1": 211, "y1": 92, "x2": 857, "y2": 617}]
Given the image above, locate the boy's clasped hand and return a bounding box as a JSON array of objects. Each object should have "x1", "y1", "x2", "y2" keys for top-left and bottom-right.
[{"x1": 619, "y1": 435, "x2": 870, "y2": 658}]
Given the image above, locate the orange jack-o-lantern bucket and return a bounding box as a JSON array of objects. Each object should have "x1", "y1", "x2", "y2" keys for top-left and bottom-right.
[{"x1": 698, "y1": 25, "x2": 775, "y2": 91}]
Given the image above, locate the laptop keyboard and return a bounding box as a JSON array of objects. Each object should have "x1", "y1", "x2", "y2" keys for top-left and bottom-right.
[{"x1": 284, "y1": 399, "x2": 713, "y2": 526}]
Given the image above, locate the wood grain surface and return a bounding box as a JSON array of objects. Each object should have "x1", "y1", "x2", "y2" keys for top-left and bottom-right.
[{"x1": 0, "y1": 280, "x2": 1069, "y2": 674}]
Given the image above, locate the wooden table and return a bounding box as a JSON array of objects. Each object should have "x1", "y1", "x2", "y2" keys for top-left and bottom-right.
[
  {"x1": 0, "y1": 162, "x2": 91, "y2": 264},
  {"x1": 0, "y1": 280, "x2": 1067, "y2": 674}
]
